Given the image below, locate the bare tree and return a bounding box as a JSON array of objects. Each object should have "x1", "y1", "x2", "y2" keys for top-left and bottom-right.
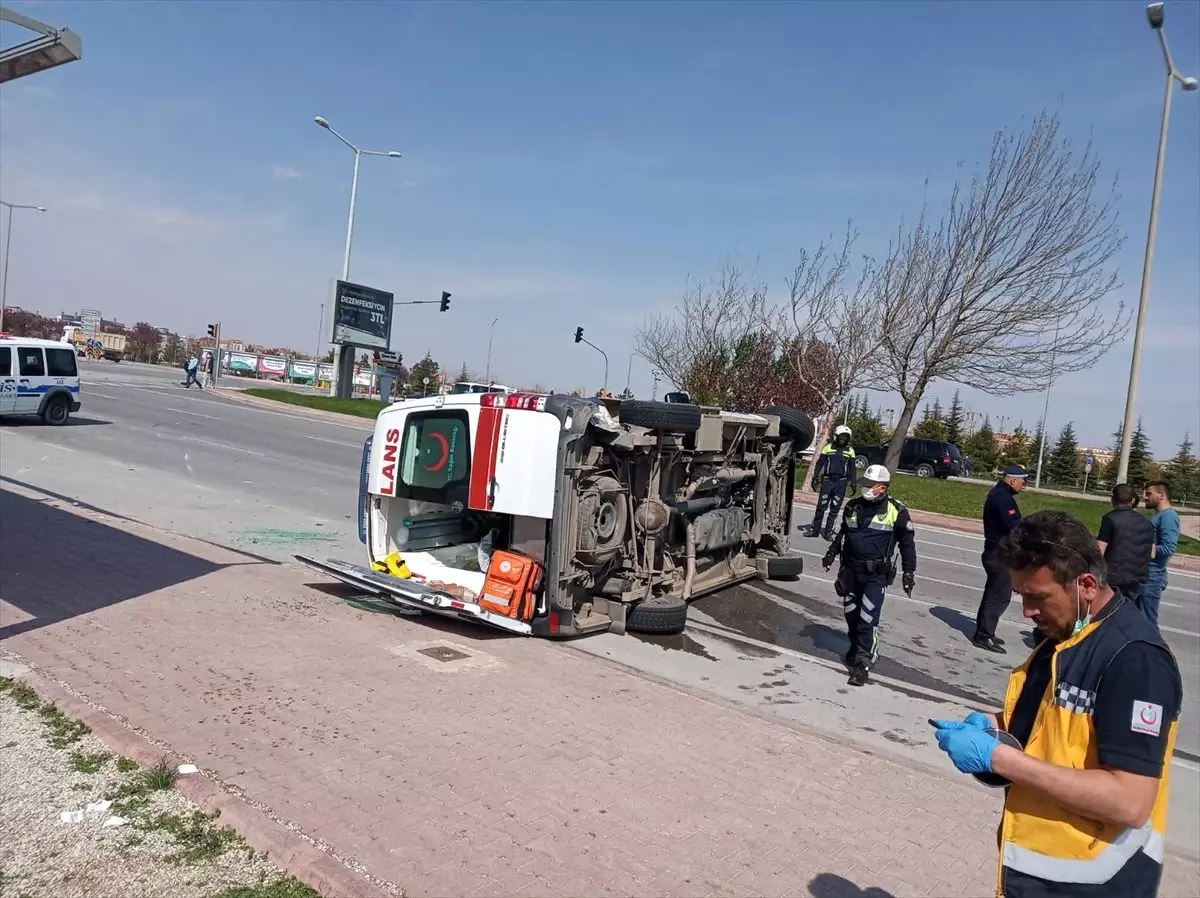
[
  {"x1": 764, "y1": 228, "x2": 887, "y2": 466},
  {"x1": 874, "y1": 111, "x2": 1128, "y2": 472},
  {"x1": 636, "y1": 264, "x2": 766, "y2": 407}
]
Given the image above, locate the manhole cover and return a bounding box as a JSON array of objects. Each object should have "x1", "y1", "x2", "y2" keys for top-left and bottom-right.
[{"x1": 417, "y1": 646, "x2": 470, "y2": 663}]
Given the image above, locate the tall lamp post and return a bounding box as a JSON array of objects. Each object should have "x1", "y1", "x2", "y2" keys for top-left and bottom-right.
[
  {"x1": 1035, "y1": 320, "x2": 1062, "y2": 490},
  {"x1": 485, "y1": 317, "x2": 500, "y2": 383},
  {"x1": 0, "y1": 200, "x2": 47, "y2": 333},
  {"x1": 313, "y1": 115, "x2": 402, "y2": 399},
  {"x1": 1116, "y1": 2, "x2": 1199, "y2": 483}
]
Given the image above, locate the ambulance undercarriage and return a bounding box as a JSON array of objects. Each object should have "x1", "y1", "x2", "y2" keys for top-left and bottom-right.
[{"x1": 298, "y1": 393, "x2": 814, "y2": 638}]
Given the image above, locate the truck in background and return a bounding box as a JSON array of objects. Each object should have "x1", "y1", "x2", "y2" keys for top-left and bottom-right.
[{"x1": 61, "y1": 325, "x2": 126, "y2": 362}]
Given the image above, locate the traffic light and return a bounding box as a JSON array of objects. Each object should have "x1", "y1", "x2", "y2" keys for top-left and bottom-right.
[
  {"x1": 439, "y1": 291, "x2": 451, "y2": 313},
  {"x1": 206, "y1": 323, "x2": 217, "y2": 338},
  {"x1": 574, "y1": 326, "x2": 584, "y2": 344}
]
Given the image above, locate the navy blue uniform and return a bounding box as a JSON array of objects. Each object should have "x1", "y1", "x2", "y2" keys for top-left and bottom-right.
[
  {"x1": 808, "y1": 442, "x2": 859, "y2": 539},
  {"x1": 826, "y1": 495, "x2": 917, "y2": 666},
  {"x1": 974, "y1": 480, "x2": 1022, "y2": 645}
]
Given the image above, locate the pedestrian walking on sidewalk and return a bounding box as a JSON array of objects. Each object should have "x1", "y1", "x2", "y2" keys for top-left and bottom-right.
[
  {"x1": 971, "y1": 464, "x2": 1029, "y2": 654},
  {"x1": 1139, "y1": 481, "x2": 1180, "y2": 631},
  {"x1": 1097, "y1": 483, "x2": 1154, "y2": 604},
  {"x1": 805, "y1": 425, "x2": 858, "y2": 540},
  {"x1": 930, "y1": 510, "x2": 1182, "y2": 898},
  {"x1": 200, "y1": 351, "x2": 214, "y2": 388},
  {"x1": 822, "y1": 464, "x2": 917, "y2": 687}
]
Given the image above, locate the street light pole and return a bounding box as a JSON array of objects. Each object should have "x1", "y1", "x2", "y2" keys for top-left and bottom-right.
[
  {"x1": 1034, "y1": 320, "x2": 1061, "y2": 490},
  {"x1": 313, "y1": 115, "x2": 402, "y2": 399},
  {"x1": 624, "y1": 352, "x2": 637, "y2": 397},
  {"x1": 1116, "y1": 2, "x2": 1199, "y2": 484},
  {"x1": 0, "y1": 200, "x2": 47, "y2": 332},
  {"x1": 485, "y1": 317, "x2": 499, "y2": 383}
]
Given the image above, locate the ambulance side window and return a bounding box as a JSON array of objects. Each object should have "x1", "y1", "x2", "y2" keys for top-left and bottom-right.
[
  {"x1": 0, "y1": 347, "x2": 10, "y2": 377},
  {"x1": 398, "y1": 411, "x2": 471, "y2": 502}
]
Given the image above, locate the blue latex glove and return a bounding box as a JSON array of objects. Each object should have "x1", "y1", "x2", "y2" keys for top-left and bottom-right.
[
  {"x1": 963, "y1": 711, "x2": 994, "y2": 730},
  {"x1": 931, "y1": 720, "x2": 999, "y2": 774}
]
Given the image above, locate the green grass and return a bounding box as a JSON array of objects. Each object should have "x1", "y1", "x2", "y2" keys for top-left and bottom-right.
[
  {"x1": 242, "y1": 388, "x2": 385, "y2": 420},
  {"x1": 115, "y1": 756, "x2": 140, "y2": 774},
  {"x1": 69, "y1": 749, "x2": 112, "y2": 774},
  {"x1": 795, "y1": 464, "x2": 1200, "y2": 557},
  {"x1": 0, "y1": 678, "x2": 41, "y2": 711},
  {"x1": 211, "y1": 876, "x2": 322, "y2": 898},
  {"x1": 140, "y1": 810, "x2": 241, "y2": 865}
]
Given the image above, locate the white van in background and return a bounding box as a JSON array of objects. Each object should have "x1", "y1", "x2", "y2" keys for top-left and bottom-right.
[{"x1": 0, "y1": 336, "x2": 82, "y2": 426}]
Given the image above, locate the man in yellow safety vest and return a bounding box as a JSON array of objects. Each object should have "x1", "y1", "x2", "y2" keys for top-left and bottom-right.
[{"x1": 930, "y1": 510, "x2": 1182, "y2": 897}]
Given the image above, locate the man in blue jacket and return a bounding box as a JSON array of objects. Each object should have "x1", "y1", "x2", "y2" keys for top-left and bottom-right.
[
  {"x1": 1140, "y1": 480, "x2": 1181, "y2": 631},
  {"x1": 971, "y1": 464, "x2": 1029, "y2": 653}
]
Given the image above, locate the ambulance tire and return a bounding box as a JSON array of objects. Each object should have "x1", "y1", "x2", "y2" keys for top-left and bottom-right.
[
  {"x1": 761, "y1": 405, "x2": 815, "y2": 449},
  {"x1": 626, "y1": 597, "x2": 688, "y2": 635},
  {"x1": 618, "y1": 400, "x2": 701, "y2": 434}
]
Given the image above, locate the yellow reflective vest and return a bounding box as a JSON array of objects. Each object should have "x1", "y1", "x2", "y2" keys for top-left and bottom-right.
[{"x1": 996, "y1": 598, "x2": 1179, "y2": 896}]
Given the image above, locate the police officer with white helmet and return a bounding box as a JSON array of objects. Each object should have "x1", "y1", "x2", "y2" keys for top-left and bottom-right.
[
  {"x1": 822, "y1": 464, "x2": 917, "y2": 687},
  {"x1": 805, "y1": 424, "x2": 858, "y2": 540}
]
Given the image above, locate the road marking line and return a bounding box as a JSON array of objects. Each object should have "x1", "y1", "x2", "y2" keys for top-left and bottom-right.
[
  {"x1": 153, "y1": 432, "x2": 268, "y2": 457},
  {"x1": 301, "y1": 434, "x2": 360, "y2": 447},
  {"x1": 162, "y1": 407, "x2": 221, "y2": 420}
]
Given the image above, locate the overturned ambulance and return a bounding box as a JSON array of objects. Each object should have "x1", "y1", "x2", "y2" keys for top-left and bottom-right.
[{"x1": 298, "y1": 392, "x2": 815, "y2": 638}]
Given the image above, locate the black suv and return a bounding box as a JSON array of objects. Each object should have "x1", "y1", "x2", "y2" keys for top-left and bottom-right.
[{"x1": 855, "y1": 438, "x2": 963, "y2": 479}]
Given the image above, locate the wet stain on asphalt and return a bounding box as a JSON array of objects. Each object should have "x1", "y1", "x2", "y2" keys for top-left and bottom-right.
[
  {"x1": 883, "y1": 729, "x2": 922, "y2": 748},
  {"x1": 697, "y1": 583, "x2": 994, "y2": 707},
  {"x1": 631, "y1": 631, "x2": 719, "y2": 661},
  {"x1": 693, "y1": 626, "x2": 781, "y2": 659}
]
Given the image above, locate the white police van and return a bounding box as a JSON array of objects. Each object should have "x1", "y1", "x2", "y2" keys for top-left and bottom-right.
[{"x1": 0, "y1": 336, "x2": 82, "y2": 426}]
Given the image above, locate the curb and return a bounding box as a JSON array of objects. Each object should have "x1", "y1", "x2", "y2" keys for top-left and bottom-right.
[
  {"x1": 15, "y1": 665, "x2": 397, "y2": 898},
  {"x1": 212, "y1": 387, "x2": 373, "y2": 430}
]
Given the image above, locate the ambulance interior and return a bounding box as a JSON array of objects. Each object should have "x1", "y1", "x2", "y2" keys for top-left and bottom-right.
[{"x1": 371, "y1": 409, "x2": 514, "y2": 599}]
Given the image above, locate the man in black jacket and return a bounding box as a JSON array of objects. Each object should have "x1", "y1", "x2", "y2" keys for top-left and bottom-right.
[
  {"x1": 1097, "y1": 483, "x2": 1155, "y2": 603},
  {"x1": 972, "y1": 464, "x2": 1029, "y2": 654},
  {"x1": 805, "y1": 425, "x2": 858, "y2": 540}
]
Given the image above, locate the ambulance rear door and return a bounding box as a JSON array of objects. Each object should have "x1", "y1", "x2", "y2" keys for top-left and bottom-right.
[{"x1": 468, "y1": 393, "x2": 559, "y2": 519}]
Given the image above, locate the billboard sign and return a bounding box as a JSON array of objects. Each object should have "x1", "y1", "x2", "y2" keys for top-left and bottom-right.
[
  {"x1": 330, "y1": 279, "x2": 393, "y2": 350},
  {"x1": 80, "y1": 308, "x2": 102, "y2": 338}
]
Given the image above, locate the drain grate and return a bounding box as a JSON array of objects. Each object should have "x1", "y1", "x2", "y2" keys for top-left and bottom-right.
[{"x1": 417, "y1": 646, "x2": 470, "y2": 663}]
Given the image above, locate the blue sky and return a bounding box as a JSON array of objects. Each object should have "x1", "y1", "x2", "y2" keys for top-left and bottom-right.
[{"x1": 1, "y1": 0, "x2": 1197, "y2": 455}]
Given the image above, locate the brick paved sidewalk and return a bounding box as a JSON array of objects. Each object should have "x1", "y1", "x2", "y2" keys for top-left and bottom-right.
[{"x1": 2, "y1": 485, "x2": 1197, "y2": 898}]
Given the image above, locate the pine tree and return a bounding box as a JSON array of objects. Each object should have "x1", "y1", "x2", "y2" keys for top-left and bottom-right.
[
  {"x1": 408, "y1": 351, "x2": 441, "y2": 395},
  {"x1": 945, "y1": 391, "x2": 965, "y2": 446},
  {"x1": 1127, "y1": 418, "x2": 1152, "y2": 487},
  {"x1": 913, "y1": 399, "x2": 949, "y2": 440},
  {"x1": 964, "y1": 416, "x2": 1001, "y2": 475},
  {"x1": 1001, "y1": 423, "x2": 1033, "y2": 470},
  {"x1": 1165, "y1": 434, "x2": 1198, "y2": 503},
  {"x1": 1046, "y1": 422, "x2": 1081, "y2": 487}
]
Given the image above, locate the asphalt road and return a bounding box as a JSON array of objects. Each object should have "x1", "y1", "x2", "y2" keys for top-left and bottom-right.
[{"x1": 3, "y1": 359, "x2": 1198, "y2": 855}]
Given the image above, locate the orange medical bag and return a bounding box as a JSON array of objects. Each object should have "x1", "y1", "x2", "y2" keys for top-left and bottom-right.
[{"x1": 479, "y1": 550, "x2": 543, "y2": 621}]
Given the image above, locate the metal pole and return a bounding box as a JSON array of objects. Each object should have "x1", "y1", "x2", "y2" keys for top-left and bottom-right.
[
  {"x1": 213, "y1": 322, "x2": 222, "y2": 386},
  {"x1": 330, "y1": 150, "x2": 362, "y2": 399},
  {"x1": 0, "y1": 204, "x2": 11, "y2": 333},
  {"x1": 1117, "y1": 64, "x2": 1174, "y2": 483},
  {"x1": 624, "y1": 352, "x2": 634, "y2": 396},
  {"x1": 1035, "y1": 320, "x2": 1060, "y2": 490},
  {"x1": 315, "y1": 303, "x2": 325, "y2": 358},
  {"x1": 485, "y1": 316, "x2": 499, "y2": 383},
  {"x1": 1117, "y1": 15, "x2": 1199, "y2": 480}
]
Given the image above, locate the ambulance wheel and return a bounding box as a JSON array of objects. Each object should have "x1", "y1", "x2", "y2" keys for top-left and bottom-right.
[
  {"x1": 42, "y1": 395, "x2": 71, "y2": 427},
  {"x1": 626, "y1": 597, "x2": 688, "y2": 635},
  {"x1": 618, "y1": 400, "x2": 701, "y2": 434},
  {"x1": 761, "y1": 405, "x2": 815, "y2": 449}
]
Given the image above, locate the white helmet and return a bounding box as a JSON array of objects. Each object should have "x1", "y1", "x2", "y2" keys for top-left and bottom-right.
[
  {"x1": 863, "y1": 464, "x2": 891, "y2": 484},
  {"x1": 833, "y1": 425, "x2": 852, "y2": 438}
]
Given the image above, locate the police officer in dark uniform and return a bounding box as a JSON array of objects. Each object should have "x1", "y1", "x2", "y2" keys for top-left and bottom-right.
[
  {"x1": 822, "y1": 465, "x2": 917, "y2": 687},
  {"x1": 805, "y1": 424, "x2": 857, "y2": 540}
]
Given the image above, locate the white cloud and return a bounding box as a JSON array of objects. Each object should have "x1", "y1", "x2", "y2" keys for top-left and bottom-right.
[{"x1": 272, "y1": 165, "x2": 303, "y2": 181}]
